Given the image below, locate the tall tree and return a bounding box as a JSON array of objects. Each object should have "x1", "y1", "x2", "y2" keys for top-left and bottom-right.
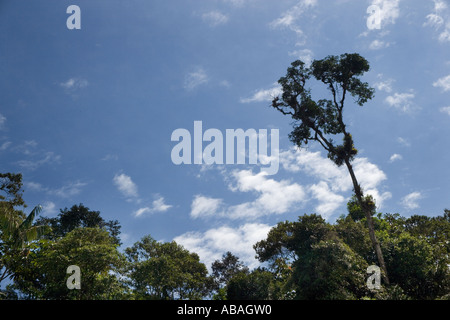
[
  {"x1": 11, "y1": 227, "x2": 127, "y2": 300},
  {"x1": 211, "y1": 252, "x2": 249, "y2": 289},
  {"x1": 36, "y1": 203, "x2": 122, "y2": 246},
  {"x1": 271, "y1": 53, "x2": 389, "y2": 284},
  {"x1": 125, "y1": 235, "x2": 212, "y2": 300}
]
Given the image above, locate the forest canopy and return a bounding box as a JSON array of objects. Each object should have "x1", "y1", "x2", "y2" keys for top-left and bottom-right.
[{"x1": 0, "y1": 172, "x2": 448, "y2": 300}]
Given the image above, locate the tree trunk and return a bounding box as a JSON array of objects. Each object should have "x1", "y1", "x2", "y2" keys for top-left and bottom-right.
[{"x1": 344, "y1": 158, "x2": 390, "y2": 285}]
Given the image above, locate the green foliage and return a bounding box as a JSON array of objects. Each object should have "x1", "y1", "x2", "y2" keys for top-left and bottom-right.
[
  {"x1": 36, "y1": 203, "x2": 122, "y2": 246},
  {"x1": 10, "y1": 227, "x2": 127, "y2": 300},
  {"x1": 211, "y1": 251, "x2": 249, "y2": 289},
  {"x1": 125, "y1": 235, "x2": 212, "y2": 300},
  {"x1": 0, "y1": 173, "x2": 25, "y2": 208},
  {"x1": 226, "y1": 268, "x2": 274, "y2": 300},
  {"x1": 253, "y1": 220, "x2": 297, "y2": 274},
  {"x1": 289, "y1": 239, "x2": 368, "y2": 300},
  {"x1": 2, "y1": 172, "x2": 449, "y2": 300},
  {"x1": 254, "y1": 208, "x2": 450, "y2": 300},
  {"x1": 0, "y1": 173, "x2": 50, "y2": 287},
  {"x1": 272, "y1": 53, "x2": 374, "y2": 167},
  {"x1": 375, "y1": 211, "x2": 450, "y2": 299}
]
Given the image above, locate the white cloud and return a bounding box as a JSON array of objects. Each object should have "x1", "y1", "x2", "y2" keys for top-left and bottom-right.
[
  {"x1": 424, "y1": 0, "x2": 450, "y2": 43},
  {"x1": 0, "y1": 141, "x2": 11, "y2": 151},
  {"x1": 113, "y1": 173, "x2": 139, "y2": 200},
  {"x1": 288, "y1": 48, "x2": 314, "y2": 66},
  {"x1": 309, "y1": 182, "x2": 345, "y2": 218},
  {"x1": 225, "y1": 170, "x2": 306, "y2": 219},
  {"x1": 385, "y1": 91, "x2": 418, "y2": 113},
  {"x1": 280, "y1": 148, "x2": 391, "y2": 210},
  {"x1": 202, "y1": 11, "x2": 229, "y2": 27},
  {"x1": 440, "y1": 106, "x2": 450, "y2": 115},
  {"x1": 425, "y1": 13, "x2": 444, "y2": 27},
  {"x1": 101, "y1": 154, "x2": 118, "y2": 161},
  {"x1": 134, "y1": 196, "x2": 173, "y2": 217},
  {"x1": 60, "y1": 77, "x2": 88, "y2": 91},
  {"x1": 433, "y1": 74, "x2": 450, "y2": 92},
  {"x1": 152, "y1": 196, "x2": 172, "y2": 212},
  {"x1": 401, "y1": 192, "x2": 422, "y2": 210},
  {"x1": 191, "y1": 195, "x2": 223, "y2": 219},
  {"x1": 193, "y1": 148, "x2": 390, "y2": 221},
  {"x1": 271, "y1": 0, "x2": 317, "y2": 28},
  {"x1": 25, "y1": 181, "x2": 87, "y2": 198},
  {"x1": 41, "y1": 201, "x2": 58, "y2": 216},
  {"x1": 270, "y1": 0, "x2": 317, "y2": 45},
  {"x1": 240, "y1": 83, "x2": 282, "y2": 103},
  {"x1": 16, "y1": 151, "x2": 61, "y2": 171},
  {"x1": 0, "y1": 113, "x2": 6, "y2": 130},
  {"x1": 369, "y1": 39, "x2": 391, "y2": 50},
  {"x1": 280, "y1": 148, "x2": 350, "y2": 192},
  {"x1": 397, "y1": 137, "x2": 411, "y2": 147},
  {"x1": 52, "y1": 181, "x2": 87, "y2": 198},
  {"x1": 184, "y1": 68, "x2": 209, "y2": 91},
  {"x1": 192, "y1": 169, "x2": 306, "y2": 220},
  {"x1": 174, "y1": 223, "x2": 272, "y2": 270},
  {"x1": 25, "y1": 181, "x2": 45, "y2": 192},
  {"x1": 389, "y1": 153, "x2": 403, "y2": 162},
  {"x1": 370, "y1": 0, "x2": 401, "y2": 28},
  {"x1": 222, "y1": 0, "x2": 248, "y2": 7},
  {"x1": 374, "y1": 78, "x2": 394, "y2": 93}
]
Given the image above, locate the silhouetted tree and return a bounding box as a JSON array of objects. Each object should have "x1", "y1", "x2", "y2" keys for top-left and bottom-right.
[{"x1": 271, "y1": 53, "x2": 389, "y2": 284}]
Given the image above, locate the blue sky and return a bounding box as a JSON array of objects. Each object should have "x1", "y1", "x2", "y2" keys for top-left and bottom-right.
[{"x1": 1, "y1": 0, "x2": 449, "y2": 269}]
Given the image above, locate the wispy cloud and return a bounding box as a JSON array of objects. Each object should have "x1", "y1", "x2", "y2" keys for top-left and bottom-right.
[
  {"x1": 16, "y1": 151, "x2": 61, "y2": 171},
  {"x1": 113, "y1": 173, "x2": 172, "y2": 217},
  {"x1": 41, "y1": 201, "x2": 58, "y2": 216},
  {"x1": 0, "y1": 141, "x2": 11, "y2": 151},
  {"x1": 270, "y1": 0, "x2": 318, "y2": 45},
  {"x1": 433, "y1": 74, "x2": 450, "y2": 92},
  {"x1": 52, "y1": 181, "x2": 87, "y2": 198},
  {"x1": 191, "y1": 195, "x2": 223, "y2": 219},
  {"x1": 101, "y1": 154, "x2": 118, "y2": 161},
  {"x1": 397, "y1": 137, "x2": 411, "y2": 147},
  {"x1": 369, "y1": 39, "x2": 391, "y2": 50},
  {"x1": 288, "y1": 48, "x2": 314, "y2": 66},
  {"x1": 369, "y1": 0, "x2": 401, "y2": 28},
  {"x1": 184, "y1": 67, "x2": 209, "y2": 91},
  {"x1": 374, "y1": 75, "x2": 394, "y2": 93},
  {"x1": 25, "y1": 181, "x2": 87, "y2": 198},
  {"x1": 440, "y1": 106, "x2": 450, "y2": 115},
  {"x1": 202, "y1": 11, "x2": 229, "y2": 27},
  {"x1": 60, "y1": 77, "x2": 89, "y2": 91},
  {"x1": 113, "y1": 173, "x2": 139, "y2": 200},
  {"x1": 222, "y1": 0, "x2": 248, "y2": 7},
  {"x1": 0, "y1": 113, "x2": 6, "y2": 130},
  {"x1": 401, "y1": 191, "x2": 423, "y2": 210},
  {"x1": 389, "y1": 153, "x2": 403, "y2": 162},
  {"x1": 134, "y1": 195, "x2": 173, "y2": 217},
  {"x1": 240, "y1": 83, "x2": 282, "y2": 103},
  {"x1": 424, "y1": 0, "x2": 450, "y2": 43},
  {"x1": 385, "y1": 91, "x2": 418, "y2": 113}
]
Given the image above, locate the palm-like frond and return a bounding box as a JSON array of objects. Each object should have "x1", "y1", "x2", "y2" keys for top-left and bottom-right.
[
  {"x1": 18, "y1": 205, "x2": 42, "y2": 234},
  {"x1": 1, "y1": 204, "x2": 50, "y2": 249}
]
